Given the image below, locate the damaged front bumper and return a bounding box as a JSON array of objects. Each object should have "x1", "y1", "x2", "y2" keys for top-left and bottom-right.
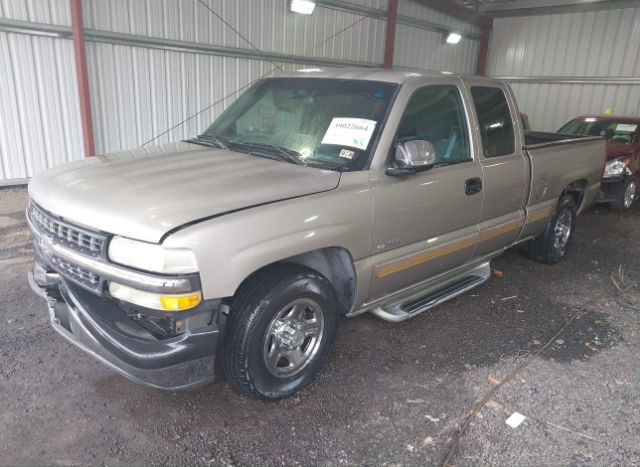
[
  {"x1": 29, "y1": 263, "x2": 219, "y2": 391},
  {"x1": 596, "y1": 176, "x2": 627, "y2": 203}
]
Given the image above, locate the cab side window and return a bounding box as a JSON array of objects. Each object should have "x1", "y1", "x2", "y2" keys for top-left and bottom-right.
[
  {"x1": 470, "y1": 86, "x2": 515, "y2": 157},
  {"x1": 396, "y1": 85, "x2": 471, "y2": 164}
]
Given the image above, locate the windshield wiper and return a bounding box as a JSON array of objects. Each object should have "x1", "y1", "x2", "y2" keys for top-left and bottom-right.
[
  {"x1": 234, "y1": 142, "x2": 306, "y2": 166},
  {"x1": 188, "y1": 136, "x2": 306, "y2": 166},
  {"x1": 187, "y1": 134, "x2": 229, "y2": 150}
]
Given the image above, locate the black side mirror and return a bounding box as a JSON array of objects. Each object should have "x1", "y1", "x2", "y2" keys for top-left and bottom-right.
[{"x1": 386, "y1": 140, "x2": 437, "y2": 176}]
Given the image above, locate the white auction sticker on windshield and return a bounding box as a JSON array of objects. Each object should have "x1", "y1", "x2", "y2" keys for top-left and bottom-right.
[
  {"x1": 322, "y1": 118, "x2": 377, "y2": 150},
  {"x1": 616, "y1": 123, "x2": 638, "y2": 132}
]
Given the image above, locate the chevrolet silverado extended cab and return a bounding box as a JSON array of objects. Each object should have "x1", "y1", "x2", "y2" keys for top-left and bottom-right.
[{"x1": 28, "y1": 69, "x2": 604, "y2": 400}]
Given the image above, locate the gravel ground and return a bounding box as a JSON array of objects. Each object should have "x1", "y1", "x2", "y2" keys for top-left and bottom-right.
[{"x1": 1, "y1": 185, "x2": 639, "y2": 466}]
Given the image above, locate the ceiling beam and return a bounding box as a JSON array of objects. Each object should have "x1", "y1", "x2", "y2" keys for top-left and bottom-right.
[{"x1": 480, "y1": 0, "x2": 640, "y2": 17}]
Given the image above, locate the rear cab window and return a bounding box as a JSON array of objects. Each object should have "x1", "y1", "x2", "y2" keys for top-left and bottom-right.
[
  {"x1": 396, "y1": 85, "x2": 472, "y2": 166},
  {"x1": 470, "y1": 86, "x2": 516, "y2": 158}
]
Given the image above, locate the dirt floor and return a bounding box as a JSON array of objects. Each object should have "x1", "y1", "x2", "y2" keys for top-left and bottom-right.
[{"x1": 1, "y1": 185, "x2": 639, "y2": 466}]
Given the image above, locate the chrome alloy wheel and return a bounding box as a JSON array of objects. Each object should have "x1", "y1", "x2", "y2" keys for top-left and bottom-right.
[
  {"x1": 553, "y1": 210, "x2": 572, "y2": 251},
  {"x1": 263, "y1": 298, "x2": 325, "y2": 378},
  {"x1": 624, "y1": 180, "x2": 637, "y2": 209}
]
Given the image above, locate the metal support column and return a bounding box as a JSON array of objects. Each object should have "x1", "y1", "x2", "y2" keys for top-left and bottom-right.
[
  {"x1": 70, "y1": 0, "x2": 95, "y2": 156},
  {"x1": 476, "y1": 24, "x2": 492, "y2": 76},
  {"x1": 383, "y1": 0, "x2": 398, "y2": 69}
]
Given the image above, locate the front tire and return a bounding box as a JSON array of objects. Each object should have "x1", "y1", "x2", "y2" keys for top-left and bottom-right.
[
  {"x1": 528, "y1": 195, "x2": 576, "y2": 264},
  {"x1": 222, "y1": 265, "x2": 338, "y2": 400},
  {"x1": 609, "y1": 177, "x2": 637, "y2": 211}
]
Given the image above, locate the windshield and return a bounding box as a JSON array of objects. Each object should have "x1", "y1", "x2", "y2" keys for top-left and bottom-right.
[
  {"x1": 558, "y1": 119, "x2": 638, "y2": 144},
  {"x1": 200, "y1": 78, "x2": 398, "y2": 170}
]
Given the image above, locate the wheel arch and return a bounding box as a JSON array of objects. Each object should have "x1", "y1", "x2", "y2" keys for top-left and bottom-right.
[
  {"x1": 230, "y1": 247, "x2": 358, "y2": 315},
  {"x1": 561, "y1": 179, "x2": 588, "y2": 212}
]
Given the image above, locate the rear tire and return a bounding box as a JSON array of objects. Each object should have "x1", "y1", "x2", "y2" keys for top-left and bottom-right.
[
  {"x1": 528, "y1": 195, "x2": 576, "y2": 264},
  {"x1": 609, "y1": 177, "x2": 636, "y2": 211},
  {"x1": 222, "y1": 265, "x2": 338, "y2": 400}
]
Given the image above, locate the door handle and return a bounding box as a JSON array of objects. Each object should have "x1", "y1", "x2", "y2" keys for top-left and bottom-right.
[{"x1": 465, "y1": 177, "x2": 482, "y2": 195}]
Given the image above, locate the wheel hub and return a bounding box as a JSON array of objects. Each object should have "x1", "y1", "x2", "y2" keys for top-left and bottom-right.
[
  {"x1": 553, "y1": 210, "x2": 572, "y2": 251},
  {"x1": 272, "y1": 319, "x2": 306, "y2": 349},
  {"x1": 624, "y1": 181, "x2": 636, "y2": 209},
  {"x1": 263, "y1": 298, "x2": 325, "y2": 378}
]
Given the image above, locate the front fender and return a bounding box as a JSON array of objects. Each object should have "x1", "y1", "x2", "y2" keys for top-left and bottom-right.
[{"x1": 162, "y1": 172, "x2": 373, "y2": 300}]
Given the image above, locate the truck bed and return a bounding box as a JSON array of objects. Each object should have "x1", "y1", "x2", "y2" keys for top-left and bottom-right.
[{"x1": 522, "y1": 131, "x2": 605, "y2": 218}]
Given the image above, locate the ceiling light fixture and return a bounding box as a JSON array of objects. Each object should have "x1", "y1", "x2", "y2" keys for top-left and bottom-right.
[
  {"x1": 445, "y1": 32, "x2": 462, "y2": 45},
  {"x1": 290, "y1": 0, "x2": 316, "y2": 15}
]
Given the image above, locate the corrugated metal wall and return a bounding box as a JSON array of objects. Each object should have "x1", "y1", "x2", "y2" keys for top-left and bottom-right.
[
  {"x1": 0, "y1": 0, "x2": 80, "y2": 182},
  {"x1": 0, "y1": 0, "x2": 70, "y2": 25},
  {"x1": 81, "y1": 0, "x2": 389, "y2": 151},
  {"x1": 84, "y1": 0, "x2": 387, "y2": 62},
  {"x1": 487, "y1": 6, "x2": 640, "y2": 131},
  {"x1": 394, "y1": 24, "x2": 478, "y2": 73},
  {"x1": 0, "y1": 0, "x2": 481, "y2": 182},
  {"x1": 394, "y1": 0, "x2": 479, "y2": 73}
]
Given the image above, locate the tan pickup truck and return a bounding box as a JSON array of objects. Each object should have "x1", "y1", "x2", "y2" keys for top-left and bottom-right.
[{"x1": 28, "y1": 68, "x2": 604, "y2": 400}]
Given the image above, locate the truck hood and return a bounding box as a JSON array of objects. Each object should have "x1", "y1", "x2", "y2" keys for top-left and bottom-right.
[
  {"x1": 28, "y1": 142, "x2": 341, "y2": 243},
  {"x1": 606, "y1": 141, "x2": 633, "y2": 160}
]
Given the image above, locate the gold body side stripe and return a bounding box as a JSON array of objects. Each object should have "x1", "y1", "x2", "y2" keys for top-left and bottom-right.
[
  {"x1": 525, "y1": 207, "x2": 553, "y2": 224},
  {"x1": 478, "y1": 219, "x2": 524, "y2": 242},
  {"x1": 375, "y1": 207, "x2": 553, "y2": 278},
  {"x1": 375, "y1": 236, "x2": 478, "y2": 278}
]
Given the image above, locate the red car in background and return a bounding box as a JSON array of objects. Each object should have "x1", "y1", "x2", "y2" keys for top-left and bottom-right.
[{"x1": 558, "y1": 116, "x2": 640, "y2": 211}]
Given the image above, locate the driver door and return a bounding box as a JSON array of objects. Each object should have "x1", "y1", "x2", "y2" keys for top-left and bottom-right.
[{"x1": 370, "y1": 82, "x2": 483, "y2": 298}]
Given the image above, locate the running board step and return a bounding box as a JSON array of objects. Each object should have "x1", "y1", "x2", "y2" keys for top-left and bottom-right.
[{"x1": 370, "y1": 263, "x2": 491, "y2": 322}]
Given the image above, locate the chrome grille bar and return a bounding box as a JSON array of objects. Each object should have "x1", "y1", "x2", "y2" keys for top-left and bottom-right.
[
  {"x1": 51, "y1": 256, "x2": 101, "y2": 289},
  {"x1": 27, "y1": 200, "x2": 201, "y2": 296},
  {"x1": 28, "y1": 202, "x2": 108, "y2": 257}
]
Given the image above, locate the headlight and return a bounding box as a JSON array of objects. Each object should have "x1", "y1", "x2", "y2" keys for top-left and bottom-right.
[
  {"x1": 109, "y1": 282, "x2": 201, "y2": 311},
  {"x1": 108, "y1": 236, "x2": 198, "y2": 274},
  {"x1": 603, "y1": 159, "x2": 629, "y2": 178}
]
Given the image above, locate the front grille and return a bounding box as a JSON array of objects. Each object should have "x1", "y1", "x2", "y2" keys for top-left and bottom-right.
[
  {"x1": 28, "y1": 202, "x2": 107, "y2": 257},
  {"x1": 50, "y1": 256, "x2": 101, "y2": 291}
]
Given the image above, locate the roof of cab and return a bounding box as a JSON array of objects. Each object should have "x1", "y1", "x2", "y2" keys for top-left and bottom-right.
[{"x1": 267, "y1": 66, "x2": 497, "y2": 85}]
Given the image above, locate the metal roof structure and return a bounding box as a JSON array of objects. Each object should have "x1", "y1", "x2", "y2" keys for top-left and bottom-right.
[{"x1": 456, "y1": 0, "x2": 640, "y2": 17}]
